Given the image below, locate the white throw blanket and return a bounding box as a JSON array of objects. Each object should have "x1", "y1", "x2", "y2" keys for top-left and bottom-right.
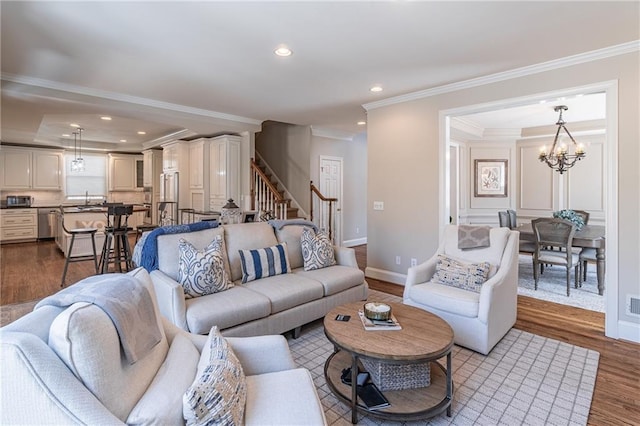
[{"x1": 36, "y1": 274, "x2": 162, "y2": 364}]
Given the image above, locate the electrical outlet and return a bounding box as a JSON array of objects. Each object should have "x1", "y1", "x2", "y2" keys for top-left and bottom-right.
[
  {"x1": 411, "y1": 258, "x2": 417, "y2": 267},
  {"x1": 373, "y1": 201, "x2": 384, "y2": 211},
  {"x1": 395, "y1": 256, "x2": 401, "y2": 265}
]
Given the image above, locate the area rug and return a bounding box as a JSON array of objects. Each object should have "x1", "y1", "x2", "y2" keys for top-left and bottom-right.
[
  {"x1": 517, "y1": 255, "x2": 605, "y2": 312},
  {"x1": 288, "y1": 290, "x2": 599, "y2": 426}
]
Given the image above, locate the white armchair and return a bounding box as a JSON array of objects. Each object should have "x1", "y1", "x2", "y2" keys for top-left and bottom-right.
[{"x1": 403, "y1": 225, "x2": 519, "y2": 355}]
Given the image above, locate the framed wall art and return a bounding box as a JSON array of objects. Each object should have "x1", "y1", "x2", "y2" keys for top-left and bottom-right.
[{"x1": 474, "y1": 159, "x2": 508, "y2": 197}]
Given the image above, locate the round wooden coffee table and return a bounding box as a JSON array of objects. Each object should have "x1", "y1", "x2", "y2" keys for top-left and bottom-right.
[{"x1": 324, "y1": 301, "x2": 454, "y2": 424}]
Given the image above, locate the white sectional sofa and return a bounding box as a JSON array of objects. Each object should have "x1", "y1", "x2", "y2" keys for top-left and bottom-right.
[
  {"x1": 149, "y1": 221, "x2": 369, "y2": 336},
  {"x1": 0, "y1": 268, "x2": 327, "y2": 425}
]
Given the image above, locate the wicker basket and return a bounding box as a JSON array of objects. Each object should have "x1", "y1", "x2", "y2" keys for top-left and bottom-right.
[{"x1": 361, "y1": 358, "x2": 431, "y2": 391}]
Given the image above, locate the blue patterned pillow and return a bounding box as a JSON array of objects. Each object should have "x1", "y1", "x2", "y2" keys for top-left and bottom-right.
[
  {"x1": 301, "y1": 227, "x2": 336, "y2": 271},
  {"x1": 177, "y1": 236, "x2": 232, "y2": 298},
  {"x1": 183, "y1": 326, "x2": 246, "y2": 425},
  {"x1": 432, "y1": 254, "x2": 490, "y2": 293},
  {"x1": 238, "y1": 243, "x2": 291, "y2": 283}
]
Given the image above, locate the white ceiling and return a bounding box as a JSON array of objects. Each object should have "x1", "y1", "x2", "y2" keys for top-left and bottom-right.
[{"x1": 1, "y1": 2, "x2": 638, "y2": 152}]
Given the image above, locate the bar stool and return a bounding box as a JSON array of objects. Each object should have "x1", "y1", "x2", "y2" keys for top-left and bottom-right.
[
  {"x1": 99, "y1": 204, "x2": 134, "y2": 273},
  {"x1": 135, "y1": 224, "x2": 159, "y2": 243},
  {"x1": 59, "y1": 206, "x2": 99, "y2": 287}
]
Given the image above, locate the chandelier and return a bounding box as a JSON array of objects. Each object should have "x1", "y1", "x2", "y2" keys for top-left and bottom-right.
[
  {"x1": 70, "y1": 128, "x2": 85, "y2": 172},
  {"x1": 538, "y1": 105, "x2": 585, "y2": 174}
]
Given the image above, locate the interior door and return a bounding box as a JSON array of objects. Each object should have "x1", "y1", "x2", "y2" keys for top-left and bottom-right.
[{"x1": 319, "y1": 156, "x2": 343, "y2": 246}]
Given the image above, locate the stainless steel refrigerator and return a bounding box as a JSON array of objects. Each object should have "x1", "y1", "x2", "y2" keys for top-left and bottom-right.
[{"x1": 159, "y1": 171, "x2": 179, "y2": 226}]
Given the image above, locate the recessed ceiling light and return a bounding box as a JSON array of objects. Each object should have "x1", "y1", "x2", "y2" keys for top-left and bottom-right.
[
  {"x1": 137, "y1": 131, "x2": 146, "y2": 135},
  {"x1": 70, "y1": 123, "x2": 80, "y2": 128},
  {"x1": 120, "y1": 139, "x2": 127, "y2": 143},
  {"x1": 370, "y1": 86, "x2": 383, "y2": 93},
  {"x1": 100, "y1": 116, "x2": 112, "y2": 121},
  {"x1": 62, "y1": 133, "x2": 71, "y2": 137},
  {"x1": 274, "y1": 45, "x2": 292, "y2": 57},
  {"x1": 357, "y1": 121, "x2": 366, "y2": 126}
]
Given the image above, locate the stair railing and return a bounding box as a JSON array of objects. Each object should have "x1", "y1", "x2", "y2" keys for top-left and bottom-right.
[
  {"x1": 250, "y1": 158, "x2": 288, "y2": 220},
  {"x1": 310, "y1": 181, "x2": 338, "y2": 241}
]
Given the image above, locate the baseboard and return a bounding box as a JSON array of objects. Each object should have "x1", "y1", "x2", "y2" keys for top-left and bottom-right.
[
  {"x1": 364, "y1": 267, "x2": 406, "y2": 286},
  {"x1": 343, "y1": 237, "x2": 367, "y2": 247},
  {"x1": 617, "y1": 320, "x2": 640, "y2": 343}
]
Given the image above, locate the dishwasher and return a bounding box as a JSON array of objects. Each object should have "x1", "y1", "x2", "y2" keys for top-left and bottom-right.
[{"x1": 38, "y1": 207, "x2": 57, "y2": 240}]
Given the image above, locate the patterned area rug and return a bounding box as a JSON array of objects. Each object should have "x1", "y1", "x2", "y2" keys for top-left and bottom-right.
[
  {"x1": 517, "y1": 255, "x2": 605, "y2": 312},
  {"x1": 288, "y1": 290, "x2": 599, "y2": 426}
]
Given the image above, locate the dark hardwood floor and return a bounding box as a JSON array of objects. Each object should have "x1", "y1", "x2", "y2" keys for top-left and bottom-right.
[{"x1": 1, "y1": 240, "x2": 638, "y2": 424}]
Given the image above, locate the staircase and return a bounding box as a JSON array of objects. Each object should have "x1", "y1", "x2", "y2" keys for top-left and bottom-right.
[{"x1": 250, "y1": 158, "x2": 302, "y2": 220}]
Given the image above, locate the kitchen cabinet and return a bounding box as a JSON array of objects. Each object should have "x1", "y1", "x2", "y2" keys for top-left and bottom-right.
[
  {"x1": 142, "y1": 149, "x2": 163, "y2": 188},
  {"x1": 209, "y1": 135, "x2": 241, "y2": 211},
  {"x1": 189, "y1": 139, "x2": 205, "y2": 189},
  {"x1": 185, "y1": 135, "x2": 241, "y2": 212},
  {"x1": 1, "y1": 208, "x2": 37, "y2": 243},
  {"x1": 108, "y1": 154, "x2": 143, "y2": 191},
  {"x1": 162, "y1": 141, "x2": 189, "y2": 172},
  {"x1": 0, "y1": 147, "x2": 63, "y2": 190}
]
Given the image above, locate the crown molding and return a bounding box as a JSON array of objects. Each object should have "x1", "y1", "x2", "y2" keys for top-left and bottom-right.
[
  {"x1": 311, "y1": 126, "x2": 355, "y2": 141},
  {"x1": 450, "y1": 117, "x2": 484, "y2": 138},
  {"x1": 363, "y1": 40, "x2": 640, "y2": 111},
  {"x1": 482, "y1": 128, "x2": 523, "y2": 139},
  {"x1": 142, "y1": 129, "x2": 198, "y2": 149},
  {"x1": 1, "y1": 73, "x2": 263, "y2": 126}
]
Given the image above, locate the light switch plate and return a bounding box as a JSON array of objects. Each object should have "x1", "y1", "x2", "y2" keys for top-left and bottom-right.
[{"x1": 373, "y1": 201, "x2": 384, "y2": 211}]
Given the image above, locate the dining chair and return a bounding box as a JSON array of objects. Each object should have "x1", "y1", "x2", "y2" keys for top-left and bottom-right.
[
  {"x1": 498, "y1": 211, "x2": 510, "y2": 228},
  {"x1": 571, "y1": 210, "x2": 593, "y2": 281},
  {"x1": 531, "y1": 218, "x2": 581, "y2": 296},
  {"x1": 572, "y1": 210, "x2": 590, "y2": 224},
  {"x1": 501, "y1": 209, "x2": 536, "y2": 256}
]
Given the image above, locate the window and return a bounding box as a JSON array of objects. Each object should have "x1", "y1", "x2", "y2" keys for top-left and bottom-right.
[{"x1": 65, "y1": 153, "x2": 107, "y2": 202}]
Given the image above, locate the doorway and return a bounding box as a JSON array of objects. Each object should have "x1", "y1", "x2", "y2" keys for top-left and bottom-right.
[
  {"x1": 440, "y1": 81, "x2": 619, "y2": 338},
  {"x1": 319, "y1": 156, "x2": 343, "y2": 246}
]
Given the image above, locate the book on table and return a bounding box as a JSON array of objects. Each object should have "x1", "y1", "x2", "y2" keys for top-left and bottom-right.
[
  {"x1": 357, "y1": 382, "x2": 391, "y2": 410},
  {"x1": 358, "y1": 310, "x2": 402, "y2": 331}
]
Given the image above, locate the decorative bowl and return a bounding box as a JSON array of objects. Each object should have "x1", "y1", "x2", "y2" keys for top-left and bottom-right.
[{"x1": 363, "y1": 302, "x2": 392, "y2": 321}]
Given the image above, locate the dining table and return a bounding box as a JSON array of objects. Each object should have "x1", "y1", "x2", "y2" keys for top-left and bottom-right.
[{"x1": 517, "y1": 223, "x2": 606, "y2": 295}]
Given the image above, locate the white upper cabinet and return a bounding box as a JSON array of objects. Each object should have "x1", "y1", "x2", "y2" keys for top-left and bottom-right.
[
  {"x1": 108, "y1": 153, "x2": 143, "y2": 191},
  {"x1": 162, "y1": 143, "x2": 179, "y2": 172},
  {"x1": 33, "y1": 151, "x2": 63, "y2": 190},
  {"x1": 0, "y1": 147, "x2": 63, "y2": 190},
  {"x1": 143, "y1": 149, "x2": 163, "y2": 188},
  {"x1": 189, "y1": 139, "x2": 205, "y2": 189},
  {"x1": 209, "y1": 135, "x2": 241, "y2": 211}
]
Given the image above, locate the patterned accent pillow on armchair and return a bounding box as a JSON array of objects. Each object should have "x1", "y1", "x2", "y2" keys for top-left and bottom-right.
[
  {"x1": 177, "y1": 236, "x2": 233, "y2": 298},
  {"x1": 301, "y1": 227, "x2": 336, "y2": 271},
  {"x1": 432, "y1": 254, "x2": 491, "y2": 293}
]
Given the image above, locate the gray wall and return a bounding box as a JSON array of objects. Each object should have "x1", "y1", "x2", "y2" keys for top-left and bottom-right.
[
  {"x1": 310, "y1": 132, "x2": 367, "y2": 246},
  {"x1": 366, "y1": 52, "x2": 639, "y2": 332},
  {"x1": 255, "y1": 121, "x2": 311, "y2": 213}
]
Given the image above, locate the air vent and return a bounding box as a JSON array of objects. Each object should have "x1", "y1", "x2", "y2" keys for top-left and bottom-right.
[{"x1": 626, "y1": 295, "x2": 640, "y2": 317}]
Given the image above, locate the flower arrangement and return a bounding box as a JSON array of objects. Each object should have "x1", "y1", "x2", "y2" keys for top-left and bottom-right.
[{"x1": 552, "y1": 209, "x2": 585, "y2": 230}]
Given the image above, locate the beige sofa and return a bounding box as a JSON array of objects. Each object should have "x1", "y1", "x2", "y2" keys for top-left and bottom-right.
[
  {"x1": 0, "y1": 268, "x2": 327, "y2": 425},
  {"x1": 150, "y1": 221, "x2": 369, "y2": 336}
]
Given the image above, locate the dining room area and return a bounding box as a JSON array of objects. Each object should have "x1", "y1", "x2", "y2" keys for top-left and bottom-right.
[{"x1": 447, "y1": 90, "x2": 609, "y2": 315}]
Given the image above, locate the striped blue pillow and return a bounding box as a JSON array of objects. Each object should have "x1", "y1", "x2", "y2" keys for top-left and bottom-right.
[{"x1": 238, "y1": 243, "x2": 291, "y2": 283}]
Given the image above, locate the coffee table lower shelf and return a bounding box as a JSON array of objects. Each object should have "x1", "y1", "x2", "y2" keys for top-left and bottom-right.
[{"x1": 324, "y1": 349, "x2": 452, "y2": 423}]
